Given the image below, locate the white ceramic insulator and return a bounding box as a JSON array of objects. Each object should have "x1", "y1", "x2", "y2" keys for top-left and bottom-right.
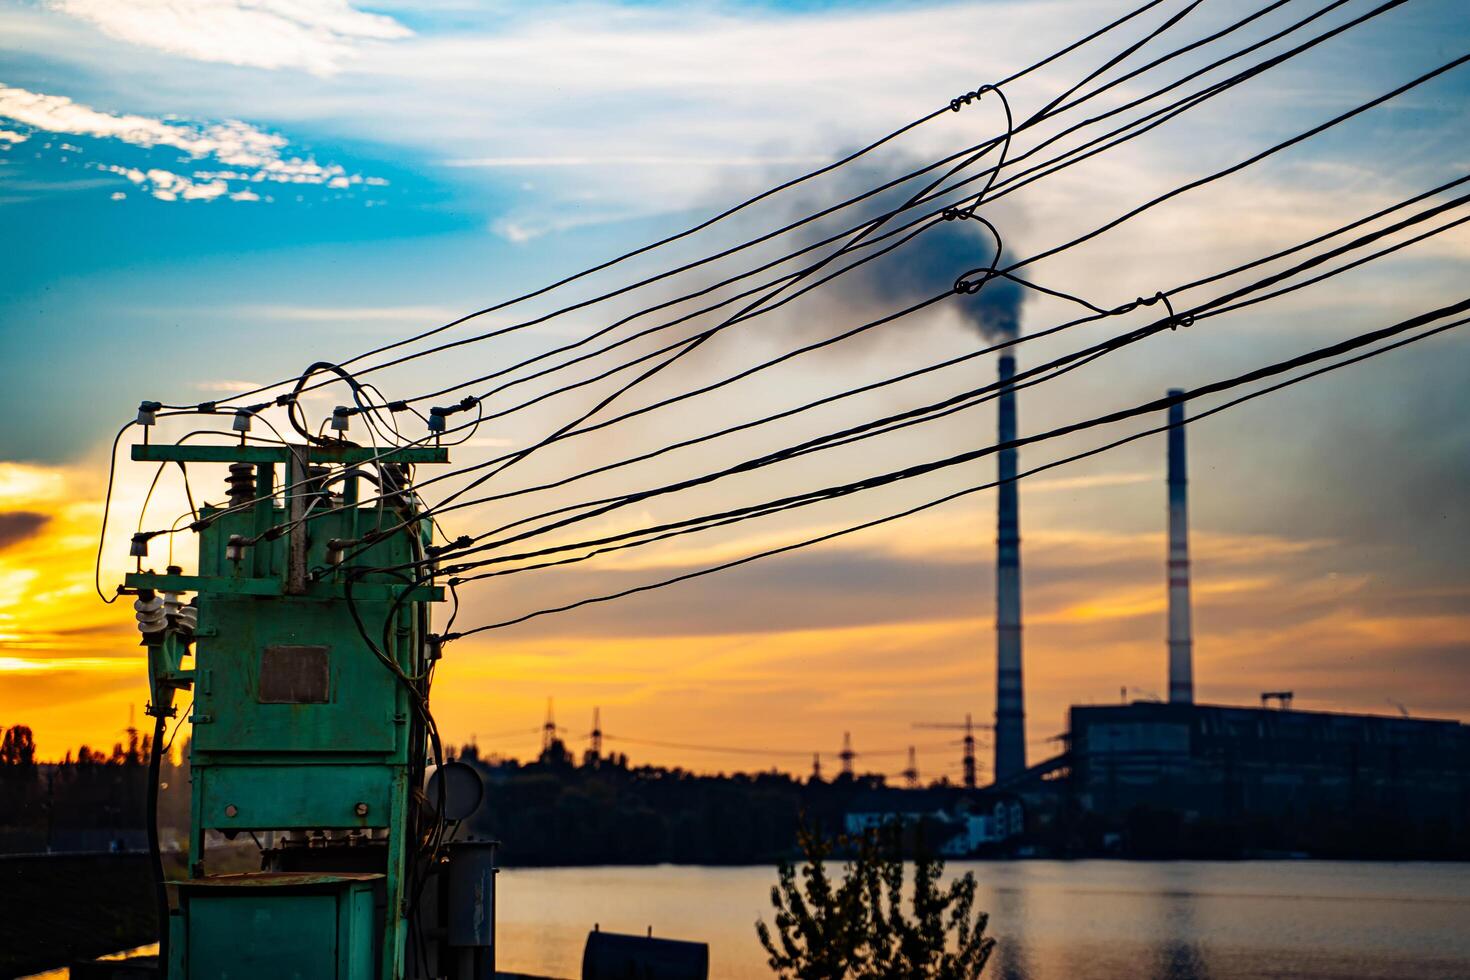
[{"x1": 134, "y1": 594, "x2": 166, "y2": 634}]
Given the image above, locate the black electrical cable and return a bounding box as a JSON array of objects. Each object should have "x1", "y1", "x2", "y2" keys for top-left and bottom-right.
[
  {"x1": 444, "y1": 258, "x2": 1463, "y2": 580},
  {"x1": 1195, "y1": 211, "x2": 1470, "y2": 321},
  {"x1": 392, "y1": 0, "x2": 1371, "y2": 417},
  {"x1": 97, "y1": 414, "x2": 297, "y2": 601},
  {"x1": 444, "y1": 303, "x2": 1470, "y2": 635},
  {"x1": 345, "y1": 21, "x2": 1447, "y2": 539},
  {"x1": 189, "y1": 208, "x2": 963, "y2": 548},
  {"x1": 138, "y1": 3, "x2": 1434, "y2": 570},
  {"x1": 146, "y1": 709, "x2": 170, "y2": 974},
  {"x1": 305, "y1": 244, "x2": 1369, "y2": 596},
  {"x1": 339, "y1": 543, "x2": 449, "y2": 945},
  {"x1": 993, "y1": 51, "x2": 1470, "y2": 279},
  {"x1": 158, "y1": 374, "x2": 414, "y2": 538},
  {"x1": 163, "y1": 0, "x2": 1180, "y2": 412},
  {"x1": 287, "y1": 0, "x2": 1209, "y2": 403},
  {"x1": 129, "y1": 5, "x2": 1364, "y2": 575},
  {"x1": 95, "y1": 422, "x2": 132, "y2": 604},
  {"x1": 310, "y1": 0, "x2": 1356, "y2": 415},
  {"x1": 410, "y1": 174, "x2": 1470, "y2": 561},
  {"x1": 136, "y1": 429, "x2": 277, "y2": 537},
  {"x1": 445, "y1": 345, "x2": 1116, "y2": 574},
  {"x1": 467, "y1": 81, "x2": 1015, "y2": 489},
  {"x1": 354, "y1": 174, "x2": 1470, "y2": 533},
  {"x1": 227, "y1": 160, "x2": 1470, "y2": 575},
  {"x1": 154, "y1": 0, "x2": 1390, "y2": 554},
  {"x1": 389, "y1": 0, "x2": 1312, "y2": 420},
  {"x1": 534, "y1": 45, "x2": 1470, "y2": 464},
  {"x1": 437, "y1": 206, "x2": 1469, "y2": 578},
  {"x1": 427, "y1": 217, "x2": 963, "y2": 446},
  {"x1": 168, "y1": 0, "x2": 1219, "y2": 457},
  {"x1": 163, "y1": 698, "x2": 193, "y2": 753},
  {"x1": 332, "y1": 99, "x2": 1022, "y2": 568}
]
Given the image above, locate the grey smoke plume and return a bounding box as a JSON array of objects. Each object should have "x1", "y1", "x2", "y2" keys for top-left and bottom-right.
[
  {"x1": 863, "y1": 218, "x2": 1025, "y2": 341},
  {"x1": 788, "y1": 157, "x2": 1027, "y2": 342}
]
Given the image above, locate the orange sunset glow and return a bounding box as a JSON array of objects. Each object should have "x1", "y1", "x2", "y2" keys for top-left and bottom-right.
[{"x1": 7, "y1": 443, "x2": 1467, "y2": 774}]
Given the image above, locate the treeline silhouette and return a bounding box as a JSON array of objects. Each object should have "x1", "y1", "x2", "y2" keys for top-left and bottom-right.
[
  {"x1": 452, "y1": 738, "x2": 920, "y2": 866},
  {"x1": 0, "y1": 724, "x2": 190, "y2": 853},
  {"x1": 1, "y1": 721, "x2": 949, "y2": 863}
]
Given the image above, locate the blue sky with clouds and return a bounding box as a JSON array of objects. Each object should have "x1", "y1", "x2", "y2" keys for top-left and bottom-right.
[
  {"x1": 2, "y1": 0, "x2": 1468, "y2": 761},
  {"x1": 0, "y1": 0, "x2": 1464, "y2": 458}
]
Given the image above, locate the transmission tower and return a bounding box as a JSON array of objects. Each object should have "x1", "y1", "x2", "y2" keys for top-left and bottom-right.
[
  {"x1": 913, "y1": 713, "x2": 983, "y2": 789},
  {"x1": 902, "y1": 746, "x2": 920, "y2": 789},
  {"x1": 839, "y1": 732, "x2": 855, "y2": 777},
  {"x1": 589, "y1": 706, "x2": 603, "y2": 757},
  {"x1": 811, "y1": 753, "x2": 822, "y2": 782},
  {"x1": 542, "y1": 698, "x2": 558, "y2": 753}
]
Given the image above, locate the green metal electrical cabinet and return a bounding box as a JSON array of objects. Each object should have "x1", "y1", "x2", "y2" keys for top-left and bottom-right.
[
  {"x1": 179, "y1": 872, "x2": 378, "y2": 979},
  {"x1": 129, "y1": 442, "x2": 448, "y2": 980}
]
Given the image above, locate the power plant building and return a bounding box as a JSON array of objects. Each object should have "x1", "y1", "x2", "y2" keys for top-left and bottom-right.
[
  {"x1": 992, "y1": 391, "x2": 1469, "y2": 856},
  {"x1": 1068, "y1": 700, "x2": 1470, "y2": 830}
]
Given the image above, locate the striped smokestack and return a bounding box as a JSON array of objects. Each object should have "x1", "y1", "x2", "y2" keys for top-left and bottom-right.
[
  {"x1": 994, "y1": 353, "x2": 1026, "y2": 782},
  {"x1": 1166, "y1": 390, "x2": 1195, "y2": 704}
]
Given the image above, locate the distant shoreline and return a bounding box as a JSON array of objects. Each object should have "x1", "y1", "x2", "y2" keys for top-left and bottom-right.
[{"x1": 489, "y1": 853, "x2": 1470, "y2": 869}]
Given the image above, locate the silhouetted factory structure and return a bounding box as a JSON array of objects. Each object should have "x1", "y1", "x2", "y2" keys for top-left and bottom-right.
[
  {"x1": 1067, "y1": 700, "x2": 1470, "y2": 830},
  {"x1": 992, "y1": 351, "x2": 1026, "y2": 783},
  {"x1": 985, "y1": 384, "x2": 1470, "y2": 856}
]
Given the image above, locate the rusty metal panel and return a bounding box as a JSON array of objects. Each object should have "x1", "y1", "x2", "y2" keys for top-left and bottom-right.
[
  {"x1": 259, "y1": 645, "x2": 331, "y2": 704},
  {"x1": 192, "y1": 596, "x2": 400, "y2": 754}
]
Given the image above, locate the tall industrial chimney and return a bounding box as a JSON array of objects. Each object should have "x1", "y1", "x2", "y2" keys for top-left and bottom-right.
[
  {"x1": 1166, "y1": 391, "x2": 1195, "y2": 704},
  {"x1": 994, "y1": 353, "x2": 1026, "y2": 782}
]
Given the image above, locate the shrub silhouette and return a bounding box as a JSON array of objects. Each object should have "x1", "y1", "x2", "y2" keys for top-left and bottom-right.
[{"x1": 757, "y1": 822, "x2": 994, "y2": 979}]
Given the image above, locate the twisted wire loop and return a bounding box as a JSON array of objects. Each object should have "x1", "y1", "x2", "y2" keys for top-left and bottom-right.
[
  {"x1": 950, "y1": 82, "x2": 1001, "y2": 112},
  {"x1": 954, "y1": 272, "x2": 998, "y2": 296},
  {"x1": 1127, "y1": 290, "x2": 1196, "y2": 329},
  {"x1": 948, "y1": 209, "x2": 1006, "y2": 297},
  {"x1": 948, "y1": 85, "x2": 1013, "y2": 224}
]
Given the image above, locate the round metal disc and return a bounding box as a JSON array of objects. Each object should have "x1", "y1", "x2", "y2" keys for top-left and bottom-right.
[{"x1": 426, "y1": 761, "x2": 485, "y2": 821}]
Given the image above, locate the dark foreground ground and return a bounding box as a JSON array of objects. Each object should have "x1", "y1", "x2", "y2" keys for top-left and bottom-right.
[
  {"x1": 0, "y1": 853, "x2": 157, "y2": 977},
  {"x1": 0, "y1": 852, "x2": 567, "y2": 979}
]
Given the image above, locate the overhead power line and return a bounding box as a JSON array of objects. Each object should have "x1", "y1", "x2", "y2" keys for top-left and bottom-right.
[
  {"x1": 141, "y1": 0, "x2": 1416, "y2": 551},
  {"x1": 433, "y1": 207, "x2": 1463, "y2": 581},
  {"x1": 441, "y1": 298, "x2": 1470, "y2": 635},
  {"x1": 312, "y1": 0, "x2": 1404, "y2": 413},
  {"x1": 282, "y1": 174, "x2": 1470, "y2": 549},
  {"x1": 314, "y1": 0, "x2": 1359, "y2": 412},
  {"x1": 167, "y1": 0, "x2": 1182, "y2": 413}
]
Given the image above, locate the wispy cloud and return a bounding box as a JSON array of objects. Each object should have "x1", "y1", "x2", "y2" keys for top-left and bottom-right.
[
  {"x1": 101, "y1": 164, "x2": 227, "y2": 201},
  {"x1": 446, "y1": 155, "x2": 831, "y2": 169},
  {"x1": 1025, "y1": 471, "x2": 1153, "y2": 493},
  {"x1": 0, "y1": 83, "x2": 285, "y2": 163},
  {"x1": 45, "y1": 0, "x2": 412, "y2": 75},
  {"x1": 0, "y1": 83, "x2": 385, "y2": 202},
  {"x1": 241, "y1": 304, "x2": 461, "y2": 323},
  {"x1": 190, "y1": 379, "x2": 263, "y2": 393},
  {"x1": 0, "y1": 655, "x2": 133, "y2": 673}
]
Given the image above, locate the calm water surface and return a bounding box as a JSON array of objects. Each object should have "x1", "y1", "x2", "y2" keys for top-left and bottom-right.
[{"x1": 497, "y1": 861, "x2": 1470, "y2": 980}]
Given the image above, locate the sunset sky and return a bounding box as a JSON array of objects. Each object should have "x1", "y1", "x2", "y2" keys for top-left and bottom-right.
[{"x1": 2, "y1": 0, "x2": 1467, "y2": 780}]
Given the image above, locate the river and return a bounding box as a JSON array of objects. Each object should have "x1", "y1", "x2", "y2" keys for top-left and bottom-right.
[
  {"x1": 23, "y1": 860, "x2": 1469, "y2": 979},
  {"x1": 497, "y1": 860, "x2": 1470, "y2": 980}
]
